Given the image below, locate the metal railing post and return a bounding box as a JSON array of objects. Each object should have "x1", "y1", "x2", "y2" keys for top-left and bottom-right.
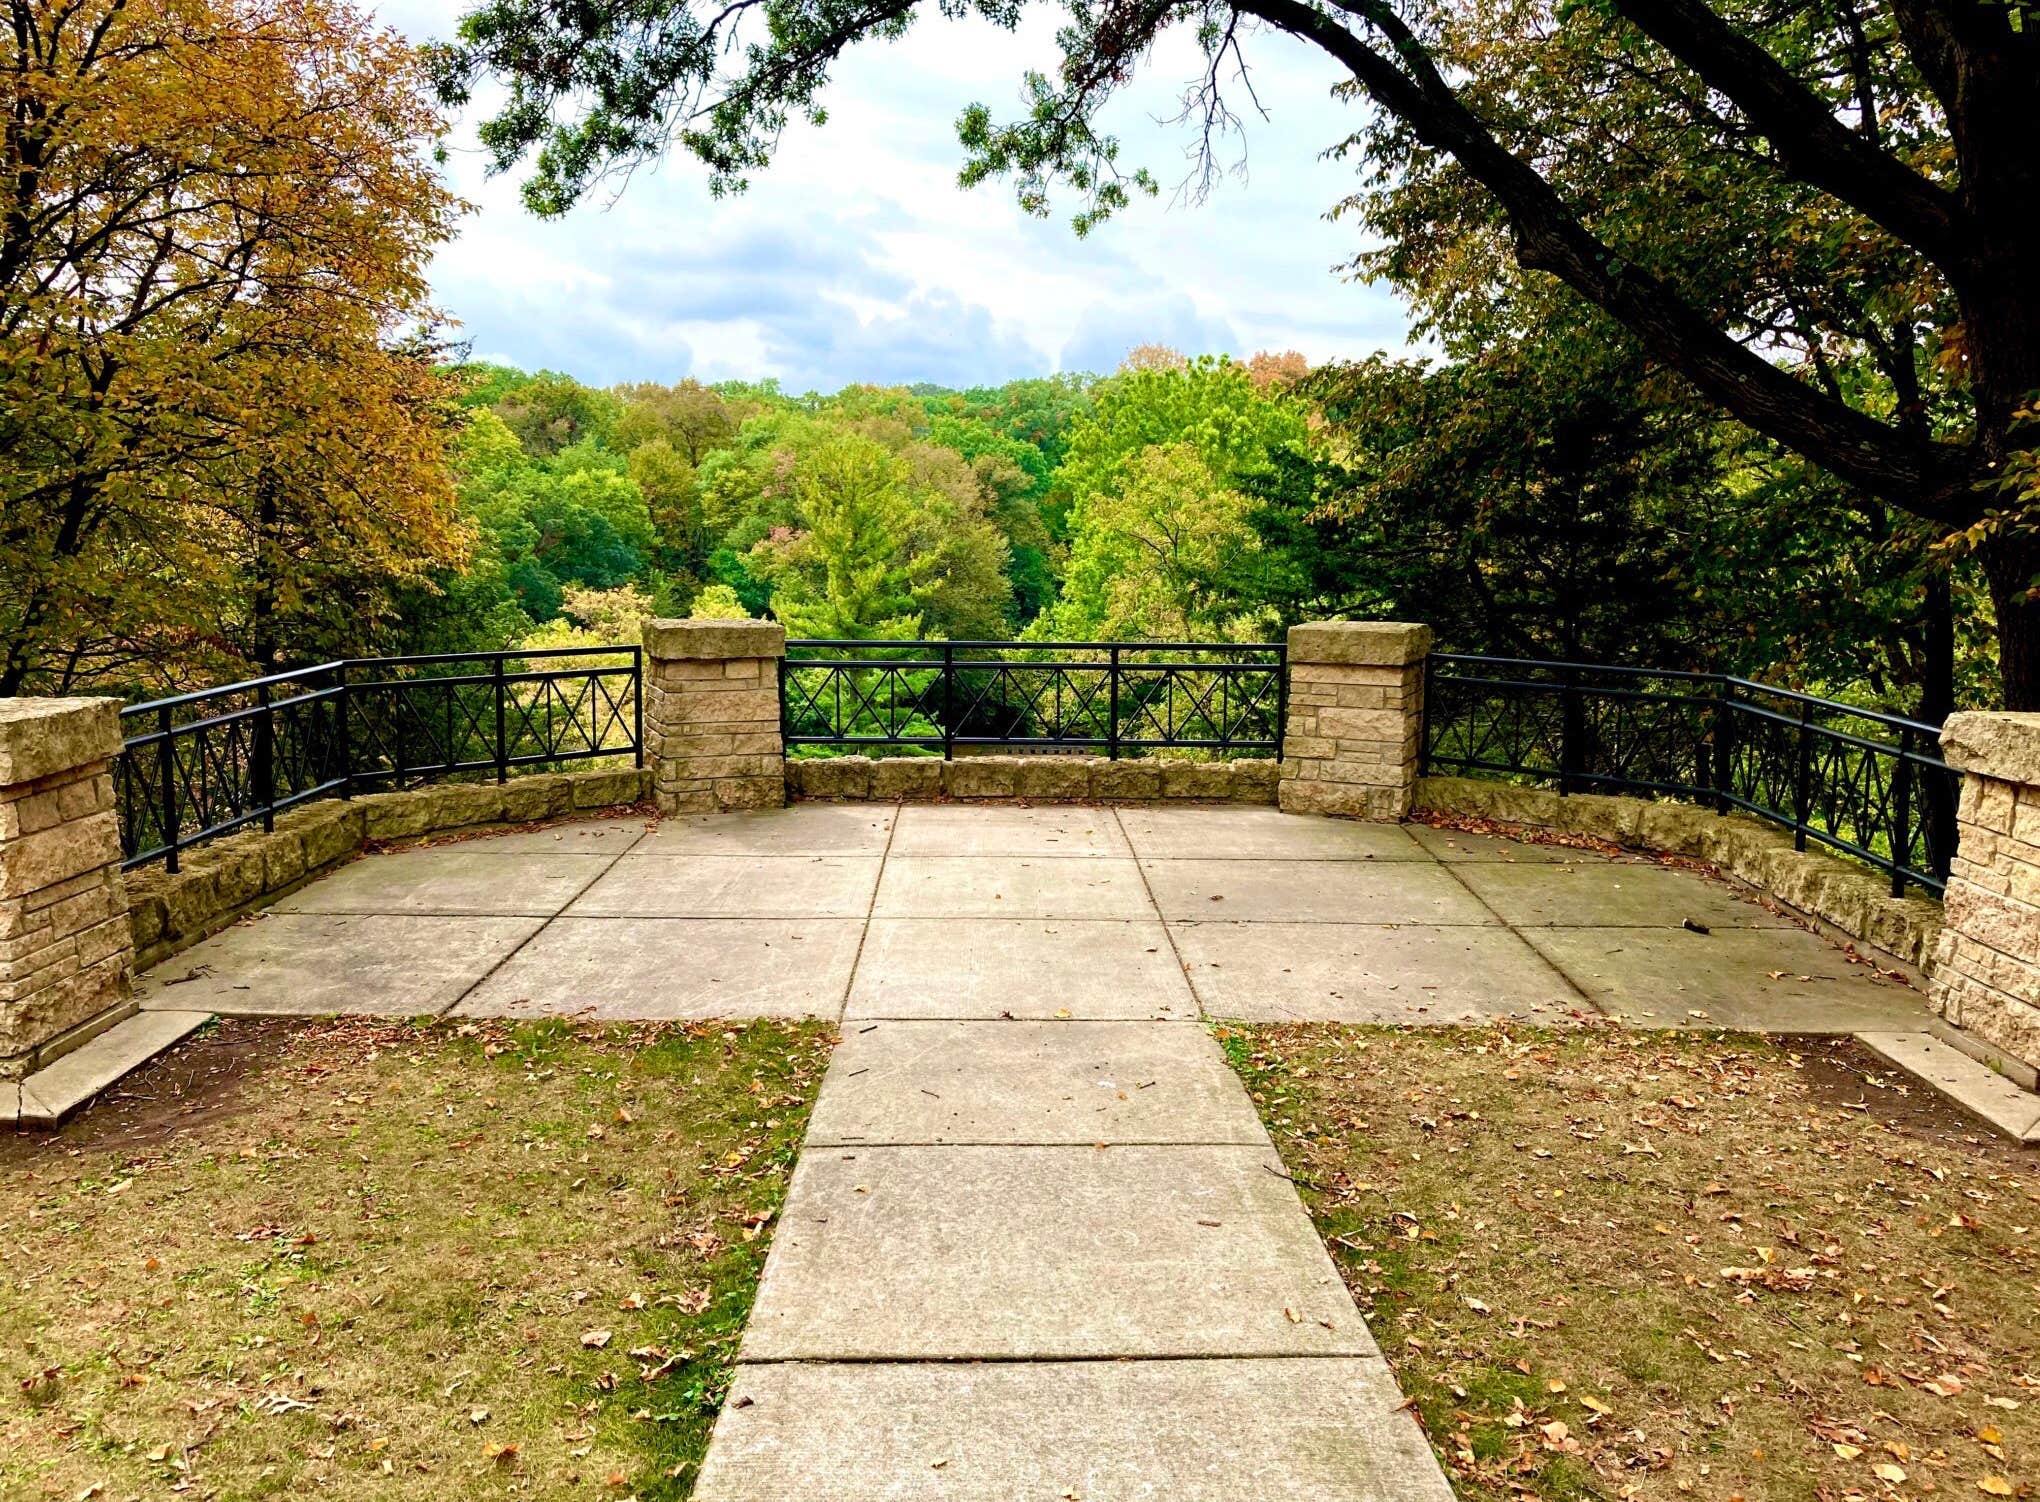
[
  {"x1": 493, "y1": 653, "x2": 508, "y2": 783},
  {"x1": 336, "y1": 662, "x2": 353, "y2": 799},
  {"x1": 1108, "y1": 644, "x2": 1121, "y2": 760},
  {"x1": 942, "y1": 641, "x2": 955, "y2": 760},
  {"x1": 157, "y1": 703, "x2": 179, "y2": 874},
  {"x1": 1890, "y1": 726, "x2": 1915, "y2": 898},
  {"x1": 256, "y1": 679, "x2": 275, "y2": 834},
  {"x1": 1711, "y1": 680, "x2": 1733, "y2": 815},
  {"x1": 1417, "y1": 651, "x2": 1432, "y2": 776},
  {"x1": 1273, "y1": 644, "x2": 1288, "y2": 764},
  {"x1": 1557, "y1": 665, "x2": 1578, "y2": 797},
  {"x1": 634, "y1": 646, "x2": 644, "y2": 768},
  {"x1": 1793, "y1": 699, "x2": 1814, "y2": 852}
]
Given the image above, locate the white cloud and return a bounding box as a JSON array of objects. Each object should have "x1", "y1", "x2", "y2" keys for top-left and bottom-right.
[{"x1": 379, "y1": 1, "x2": 1418, "y2": 390}]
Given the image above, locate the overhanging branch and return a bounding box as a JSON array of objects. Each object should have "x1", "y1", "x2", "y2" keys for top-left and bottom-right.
[{"x1": 1231, "y1": 0, "x2": 1971, "y2": 521}]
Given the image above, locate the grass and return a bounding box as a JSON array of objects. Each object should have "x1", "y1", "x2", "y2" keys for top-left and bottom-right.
[
  {"x1": 1, "y1": 1014, "x2": 832, "y2": 1500},
  {"x1": 1223, "y1": 1023, "x2": 2038, "y2": 1502}
]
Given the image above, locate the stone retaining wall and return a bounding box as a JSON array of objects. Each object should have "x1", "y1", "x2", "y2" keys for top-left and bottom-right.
[
  {"x1": 1416, "y1": 774, "x2": 1944, "y2": 975},
  {"x1": 786, "y1": 755, "x2": 1280, "y2": 804},
  {"x1": 125, "y1": 768, "x2": 650, "y2": 973}
]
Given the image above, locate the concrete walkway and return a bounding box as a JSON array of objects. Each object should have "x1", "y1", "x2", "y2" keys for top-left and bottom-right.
[
  {"x1": 131, "y1": 802, "x2": 1940, "y2": 1496},
  {"x1": 693, "y1": 1006, "x2": 1449, "y2": 1497}
]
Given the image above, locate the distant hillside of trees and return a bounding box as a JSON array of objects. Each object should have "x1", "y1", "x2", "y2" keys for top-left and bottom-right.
[{"x1": 406, "y1": 338, "x2": 1998, "y2": 721}]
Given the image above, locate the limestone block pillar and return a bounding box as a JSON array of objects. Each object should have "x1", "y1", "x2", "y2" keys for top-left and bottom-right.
[
  {"x1": 1928, "y1": 713, "x2": 2040, "y2": 1071},
  {"x1": 1278, "y1": 621, "x2": 1431, "y2": 821},
  {"x1": 1, "y1": 699, "x2": 134, "y2": 1078},
  {"x1": 642, "y1": 619, "x2": 787, "y2": 814}
]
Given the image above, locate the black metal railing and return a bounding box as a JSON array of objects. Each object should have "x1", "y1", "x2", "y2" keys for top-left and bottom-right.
[
  {"x1": 781, "y1": 639, "x2": 1286, "y2": 759},
  {"x1": 1421, "y1": 654, "x2": 1958, "y2": 896},
  {"x1": 117, "y1": 647, "x2": 642, "y2": 870}
]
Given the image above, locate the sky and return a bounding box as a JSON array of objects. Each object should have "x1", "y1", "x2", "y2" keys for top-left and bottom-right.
[{"x1": 375, "y1": 1, "x2": 1421, "y2": 393}]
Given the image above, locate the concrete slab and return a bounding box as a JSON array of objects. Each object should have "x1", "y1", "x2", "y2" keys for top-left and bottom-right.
[
  {"x1": 455, "y1": 918, "x2": 865, "y2": 1020},
  {"x1": 1121, "y1": 806, "x2": 1428, "y2": 861},
  {"x1": 845, "y1": 918, "x2": 1194, "y2": 1019},
  {"x1": 696, "y1": 1357, "x2": 1453, "y2": 1502},
  {"x1": 806, "y1": 1021, "x2": 1267, "y2": 1145},
  {"x1": 438, "y1": 817, "x2": 649, "y2": 854},
  {"x1": 1856, "y1": 1031, "x2": 2040, "y2": 1141},
  {"x1": 1525, "y1": 924, "x2": 1932, "y2": 1031},
  {"x1": 633, "y1": 803, "x2": 895, "y2": 857},
  {"x1": 1142, "y1": 858, "x2": 1498, "y2": 925},
  {"x1": 275, "y1": 849, "x2": 612, "y2": 916},
  {"x1": 1407, "y1": 824, "x2": 1646, "y2": 864},
  {"x1": 873, "y1": 857, "x2": 1157, "y2": 919},
  {"x1": 568, "y1": 855, "x2": 881, "y2": 918},
  {"x1": 16, "y1": 1009, "x2": 212, "y2": 1122},
  {"x1": 743, "y1": 1143, "x2": 1373, "y2": 1360},
  {"x1": 1451, "y1": 859, "x2": 1792, "y2": 928},
  {"x1": 134, "y1": 913, "x2": 545, "y2": 1016},
  {"x1": 1173, "y1": 921, "x2": 1588, "y2": 1023},
  {"x1": 890, "y1": 802, "x2": 1131, "y2": 858}
]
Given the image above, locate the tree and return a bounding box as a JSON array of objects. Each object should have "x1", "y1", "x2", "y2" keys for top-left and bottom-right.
[
  {"x1": 1054, "y1": 356, "x2": 1307, "y2": 522},
  {"x1": 1044, "y1": 443, "x2": 1271, "y2": 640},
  {"x1": 1039, "y1": 357, "x2": 1305, "y2": 639},
  {"x1": 766, "y1": 435, "x2": 935, "y2": 639},
  {"x1": 613, "y1": 379, "x2": 738, "y2": 462},
  {"x1": 432, "y1": 0, "x2": 2040, "y2": 702},
  {"x1": 2, "y1": 0, "x2": 463, "y2": 693},
  {"x1": 491, "y1": 370, "x2": 620, "y2": 456}
]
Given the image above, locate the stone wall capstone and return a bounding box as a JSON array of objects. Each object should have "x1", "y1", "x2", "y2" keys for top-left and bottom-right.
[
  {"x1": 784, "y1": 754, "x2": 1279, "y2": 804},
  {"x1": 1, "y1": 698, "x2": 134, "y2": 1079},
  {"x1": 1278, "y1": 621, "x2": 1431, "y2": 820},
  {"x1": 1929, "y1": 712, "x2": 2040, "y2": 1071}
]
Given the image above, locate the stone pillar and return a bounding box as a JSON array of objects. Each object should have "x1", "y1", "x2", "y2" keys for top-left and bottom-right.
[
  {"x1": 1928, "y1": 712, "x2": 2040, "y2": 1072},
  {"x1": 1278, "y1": 621, "x2": 1431, "y2": 821},
  {"x1": 1, "y1": 699, "x2": 134, "y2": 1079},
  {"x1": 642, "y1": 619, "x2": 787, "y2": 814}
]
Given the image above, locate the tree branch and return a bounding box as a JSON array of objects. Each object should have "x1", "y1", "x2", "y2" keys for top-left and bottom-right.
[
  {"x1": 1232, "y1": 0, "x2": 1970, "y2": 521},
  {"x1": 1607, "y1": 0, "x2": 1970, "y2": 275}
]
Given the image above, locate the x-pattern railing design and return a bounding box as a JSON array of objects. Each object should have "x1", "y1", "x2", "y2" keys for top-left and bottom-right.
[
  {"x1": 781, "y1": 640, "x2": 1286, "y2": 759},
  {"x1": 1422, "y1": 654, "x2": 1958, "y2": 896},
  {"x1": 117, "y1": 647, "x2": 642, "y2": 870}
]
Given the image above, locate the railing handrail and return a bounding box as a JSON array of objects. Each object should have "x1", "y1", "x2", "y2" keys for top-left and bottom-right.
[
  {"x1": 1424, "y1": 650, "x2": 1956, "y2": 896},
  {"x1": 788, "y1": 638, "x2": 1284, "y2": 651},
  {"x1": 115, "y1": 646, "x2": 644, "y2": 872},
  {"x1": 118, "y1": 661, "x2": 346, "y2": 720},
  {"x1": 1430, "y1": 652, "x2": 1948, "y2": 740}
]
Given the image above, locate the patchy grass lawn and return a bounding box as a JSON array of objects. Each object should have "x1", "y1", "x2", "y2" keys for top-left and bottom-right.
[
  {"x1": 1, "y1": 1014, "x2": 831, "y2": 1500},
  {"x1": 1224, "y1": 1024, "x2": 2037, "y2": 1502}
]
